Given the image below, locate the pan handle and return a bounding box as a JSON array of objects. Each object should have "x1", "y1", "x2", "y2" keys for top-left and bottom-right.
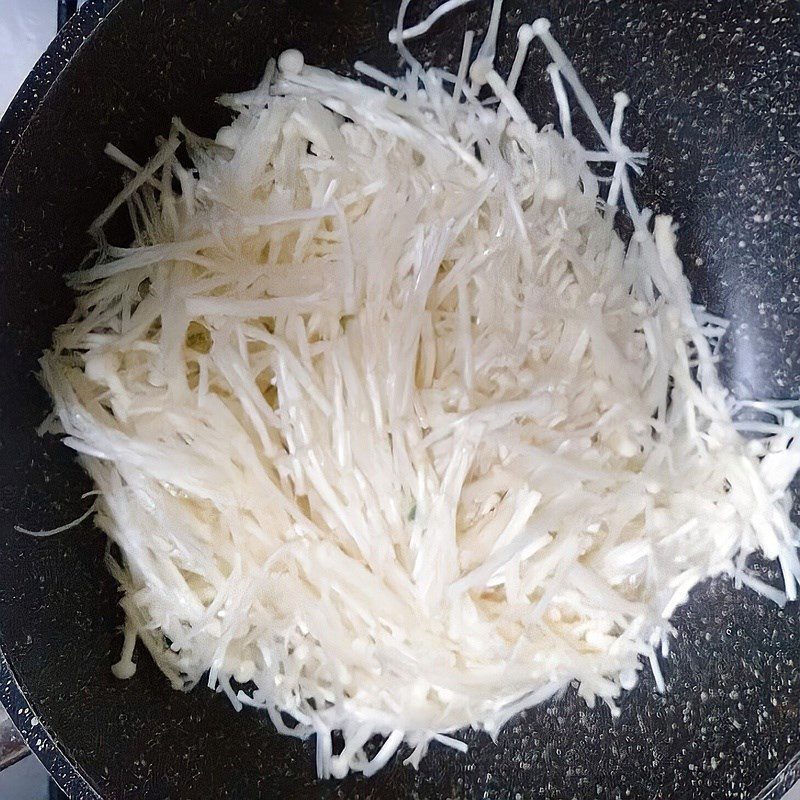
[{"x1": 0, "y1": 708, "x2": 28, "y2": 771}]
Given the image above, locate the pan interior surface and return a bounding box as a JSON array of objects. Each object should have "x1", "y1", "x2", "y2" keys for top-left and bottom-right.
[{"x1": 0, "y1": 1, "x2": 798, "y2": 798}]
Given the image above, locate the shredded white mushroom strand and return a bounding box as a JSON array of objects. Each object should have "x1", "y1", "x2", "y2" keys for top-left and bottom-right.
[{"x1": 40, "y1": 2, "x2": 800, "y2": 778}]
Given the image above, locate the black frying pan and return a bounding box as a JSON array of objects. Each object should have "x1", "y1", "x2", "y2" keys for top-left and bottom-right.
[{"x1": 1, "y1": 1, "x2": 799, "y2": 798}]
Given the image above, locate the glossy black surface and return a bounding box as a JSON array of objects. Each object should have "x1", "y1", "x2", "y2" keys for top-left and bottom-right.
[{"x1": 0, "y1": 1, "x2": 798, "y2": 798}]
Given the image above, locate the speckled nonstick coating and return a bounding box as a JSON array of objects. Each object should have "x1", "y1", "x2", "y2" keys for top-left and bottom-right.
[{"x1": 0, "y1": 1, "x2": 798, "y2": 798}]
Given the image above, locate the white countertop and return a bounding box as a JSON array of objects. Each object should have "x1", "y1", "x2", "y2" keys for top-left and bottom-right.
[{"x1": 0, "y1": 0, "x2": 56, "y2": 115}]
